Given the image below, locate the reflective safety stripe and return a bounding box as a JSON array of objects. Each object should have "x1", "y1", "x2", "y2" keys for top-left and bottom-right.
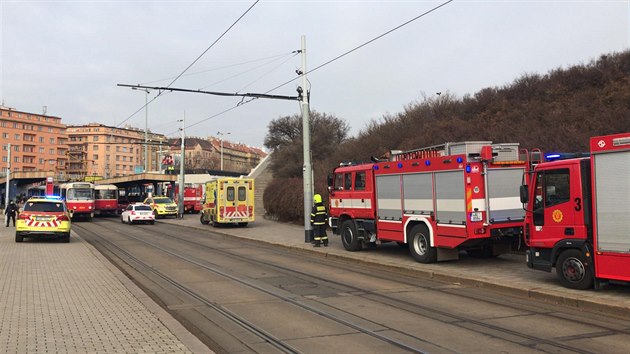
[{"x1": 26, "y1": 219, "x2": 60, "y2": 227}]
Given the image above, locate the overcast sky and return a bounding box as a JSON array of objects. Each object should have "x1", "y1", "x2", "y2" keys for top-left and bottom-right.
[{"x1": 1, "y1": 1, "x2": 628, "y2": 149}]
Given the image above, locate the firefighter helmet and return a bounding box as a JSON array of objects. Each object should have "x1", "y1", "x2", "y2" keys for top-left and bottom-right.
[{"x1": 313, "y1": 194, "x2": 322, "y2": 204}]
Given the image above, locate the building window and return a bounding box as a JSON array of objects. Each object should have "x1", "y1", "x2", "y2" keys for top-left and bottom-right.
[
  {"x1": 93, "y1": 136, "x2": 99, "y2": 142},
  {"x1": 39, "y1": 147, "x2": 44, "y2": 153},
  {"x1": 14, "y1": 145, "x2": 19, "y2": 152},
  {"x1": 14, "y1": 134, "x2": 20, "y2": 140},
  {"x1": 2, "y1": 133, "x2": 7, "y2": 139},
  {"x1": 14, "y1": 157, "x2": 19, "y2": 163},
  {"x1": 93, "y1": 145, "x2": 99, "y2": 150},
  {"x1": 39, "y1": 158, "x2": 44, "y2": 164},
  {"x1": 106, "y1": 145, "x2": 110, "y2": 151},
  {"x1": 39, "y1": 137, "x2": 44, "y2": 143},
  {"x1": 49, "y1": 149, "x2": 54, "y2": 154},
  {"x1": 48, "y1": 127, "x2": 53, "y2": 132},
  {"x1": 92, "y1": 154, "x2": 98, "y2": 160},
  {"x1": 50, "y1": 138, "x2": 55, "y2": 144}
]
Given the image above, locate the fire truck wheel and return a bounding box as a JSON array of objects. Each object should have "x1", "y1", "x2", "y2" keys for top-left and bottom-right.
[
  {"x1": 409, "y1": 224, "x2": 437, "y2": 263},
  {"x1": 556, "y1": 249, "x2": 594, "y2": 290},
  {"x1": 340, "y1": 220, "x2": 362, "y2": 251},
  {"x1": 200, "y1": 213, "x2": 209, "y2": 225}
]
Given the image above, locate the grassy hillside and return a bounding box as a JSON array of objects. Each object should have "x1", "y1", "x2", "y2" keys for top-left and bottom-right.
[
  {"x1": 266, "y1": 51, "x2": 630, "y2": 221},
  {"x1": 332, "y1": 51, "x2": 630, "y2": 164}
]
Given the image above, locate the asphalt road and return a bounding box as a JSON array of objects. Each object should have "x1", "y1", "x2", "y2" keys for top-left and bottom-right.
[{"x1": 74, "y1": 218, "x2": 630, "y2": 354}]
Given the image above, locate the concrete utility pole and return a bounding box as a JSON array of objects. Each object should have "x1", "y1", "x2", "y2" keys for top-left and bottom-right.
[
  {"x1": 132, "y1": 87, "x2": 150, "y2": 172},
  {"x1": 217, "y1": 131, "x2": 231, "y2": 171},
  {"x1": 178, "y1": 112, "x2": 185, "y2": 219},
  {"x1": 4, "y1": 143, "x2": 11, "y2": 211},
  {"x1": 300, "y1": 35, "x2": 314, "y2": 243}
]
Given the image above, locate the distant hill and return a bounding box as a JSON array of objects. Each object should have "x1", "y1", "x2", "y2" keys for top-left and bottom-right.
[
  {"x1": 265, "y1": 51, "x2": 630, "y2": 221},
  {"x1": 331, "y1": 51, "x2": 630, "y2": 164}
]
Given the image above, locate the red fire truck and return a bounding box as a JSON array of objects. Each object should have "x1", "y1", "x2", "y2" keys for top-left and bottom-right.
[
  {"x1": 521, "y1": 132, "x2": 630, "y2": 289},
  {"x1": 328, "y1": 141, "x2": 530, "y2": 262},
  {"x1": 171, "y1": 183, "x2": 203, "y2": 214}
]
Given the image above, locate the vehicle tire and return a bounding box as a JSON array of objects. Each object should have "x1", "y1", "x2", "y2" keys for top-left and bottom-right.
[
  {"x1": 238, "y1": 222, "x2": 248, "y2": 227},
  {"x1": 150, "y1": 220, "x2": 155, "y2": 225},
  {"x1": 15, "y1": 232, "x2": 23, "y2": 243},
  {"x1": 200, "y1": 213, "x2": 209, "y2": 225},
  {"x1": 340, "y1": 220, "x2": 362, "y2": 251},
  {"x1": 62, "y1": 233, "x2": 70, "y2": 243},
  {"x1": 556, "y1": 249, "x2": 594, "y2": 290},
  {"x1": 128, "y1": 216, "x2": 133, "y2": 225},
  {"x1": 121, "y1": 216, "x2": 125, "y2": 223},
  {"x1": 409, "y1": 224, "x2": 437, "y2": 263}
]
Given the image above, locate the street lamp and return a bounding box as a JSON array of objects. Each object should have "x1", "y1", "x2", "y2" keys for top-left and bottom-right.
[
  {"x1": 177, "y1": 114, "x2": 185, "y2": 218},
  {"x1": 132, "y1": 87, "x2": 150, "y2": 172},
  {"x1": 217, "y1": 131, "x2": 231, "y2": 171}
]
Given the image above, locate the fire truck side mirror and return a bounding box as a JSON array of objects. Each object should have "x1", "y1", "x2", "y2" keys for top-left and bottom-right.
[
  {"x1": 327, "y1": 174, "x2": 334, "y2": 195},
  {"x1": 519, "y1": 185, "x2": 529, "y2": 204}
]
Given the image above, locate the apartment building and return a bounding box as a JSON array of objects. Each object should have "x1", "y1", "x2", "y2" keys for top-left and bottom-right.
[
  {"x1": 167, "y1": 136, "x2": 267, "y2": 175},
  {"x1": 66, "y1": 123, "x2": 167, "y2": 178},
  {"x1": 0, "y1": 106, "x2": 68, "y2": 176}
]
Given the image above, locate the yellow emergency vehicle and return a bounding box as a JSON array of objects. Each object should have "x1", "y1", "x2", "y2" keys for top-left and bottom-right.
[
  {"x1": 200, "y1": 177, "x2": 254, "y2": 227},
  {"x1": 15, "y1": 196, "x2": 72, "y2": 243}
]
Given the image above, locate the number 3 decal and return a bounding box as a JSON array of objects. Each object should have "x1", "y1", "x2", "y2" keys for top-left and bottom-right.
[{"x1": 574, "y1": 197, "x2": 582, "y2": 212}]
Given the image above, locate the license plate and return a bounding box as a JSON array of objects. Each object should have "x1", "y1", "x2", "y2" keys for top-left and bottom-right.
[{"x1": 35, "y1": 217, "x2": 51, "y2": 221}]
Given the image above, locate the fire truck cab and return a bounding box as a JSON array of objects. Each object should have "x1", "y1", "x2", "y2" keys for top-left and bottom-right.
[
  {"x1": 329, "y1": 141, "x2": 528, "y2": 263},
  {"x1": 522, "y1": 132, "x2": 630, "y2": 289}
]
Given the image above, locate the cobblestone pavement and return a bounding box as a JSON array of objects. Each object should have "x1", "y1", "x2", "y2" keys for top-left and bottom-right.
[{"x1": 0, "y1": 222, "x2": 211, "y2": 353}]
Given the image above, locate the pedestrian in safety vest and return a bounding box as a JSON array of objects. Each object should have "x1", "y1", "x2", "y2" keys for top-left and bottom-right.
[{"x1": 310, "y1": 194, "x2": 328, "y2": 247}]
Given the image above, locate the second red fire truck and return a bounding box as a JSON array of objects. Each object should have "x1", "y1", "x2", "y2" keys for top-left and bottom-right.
[
  {"x1": 521, "y1": 132, "x2": 630, "y2": 289},
  {"x1": 328, "y1": 141, "x2": 531, "y2": 262}
]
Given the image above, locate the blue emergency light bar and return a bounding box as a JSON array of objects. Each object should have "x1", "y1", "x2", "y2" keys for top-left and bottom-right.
[{"x1": 545, "y1": 152, "x2": 590, "y2": 162}]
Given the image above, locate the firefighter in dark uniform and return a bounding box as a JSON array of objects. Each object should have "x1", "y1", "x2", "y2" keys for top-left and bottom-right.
[
  {"x1": 5, "y1": 200, "x2": 17, "y2": 227},
  {"x1": 310, "y1": 194, "x2": 328, "y2": 247}
]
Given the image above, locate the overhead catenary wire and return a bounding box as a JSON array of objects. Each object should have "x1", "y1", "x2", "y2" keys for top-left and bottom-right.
[
  {"x1": 264, "y1": 0, "x2": 454, "y2": 95},
  {"x1": 116, "y1": 0, "x2": 260, "y2": 128},
  {"x1": 176, "y1": 0, "x2": 454, "y2": 133},
  {"x1": 142, "y1": 52, "x2": 294, "y2": 86}
]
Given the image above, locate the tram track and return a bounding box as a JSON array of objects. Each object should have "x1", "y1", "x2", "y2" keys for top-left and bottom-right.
[
  {"x1": 126, "y1": 219, "x2": 630, "y2": 340},
  {"x1": 75, "y1": 219, "x2": 630, "y2": 353},
  {"x1": 75, "y1": 220, "x2": 432, "y2": 353}
]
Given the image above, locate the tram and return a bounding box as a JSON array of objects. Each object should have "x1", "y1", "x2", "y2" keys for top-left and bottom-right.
[
  {"x1": 60, "y1": 182, "x2": 95, "y2": 220},
  {"x1": 95, "y1": 184, "x2": 119, "y2": 216}
]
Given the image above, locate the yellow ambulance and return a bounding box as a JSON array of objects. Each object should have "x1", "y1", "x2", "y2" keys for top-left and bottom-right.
[{"x1": 200, "y1": 177, "x2": 254, "y2": 227}]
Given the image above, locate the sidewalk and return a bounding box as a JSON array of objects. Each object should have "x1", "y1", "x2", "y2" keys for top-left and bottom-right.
[
  {"x1": 161, "y1": 215, "x2": 630, "y2": 318},
  {"x1": 0, "y1": 218, "x2": 211, "y2": 353}
]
